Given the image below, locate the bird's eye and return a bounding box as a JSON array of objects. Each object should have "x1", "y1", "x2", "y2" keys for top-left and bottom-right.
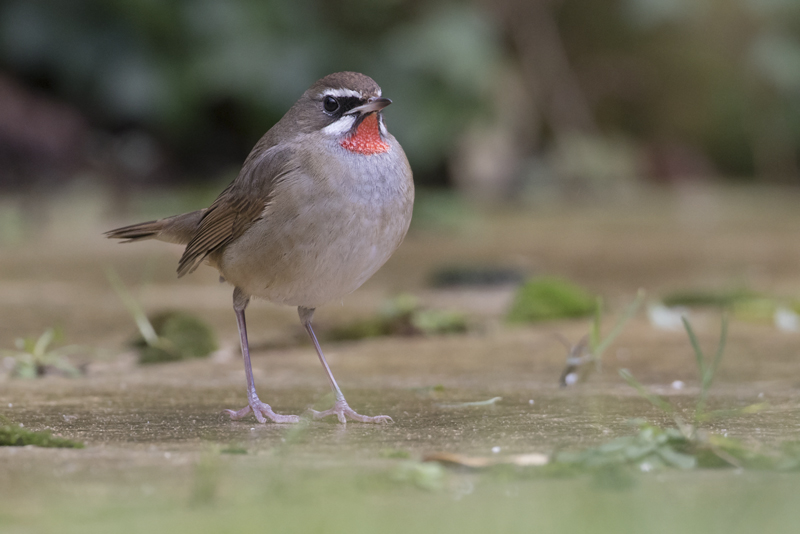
[{"x1": 323, "y1": 96, "x2": 339, "y2": 113}]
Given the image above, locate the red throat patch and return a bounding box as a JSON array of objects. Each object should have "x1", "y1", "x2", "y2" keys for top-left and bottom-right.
[{"x1": 340, "y1": 114, "x2": 390, "y2": 155}]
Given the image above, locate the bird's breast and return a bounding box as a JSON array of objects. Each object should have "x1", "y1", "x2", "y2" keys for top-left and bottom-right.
[{"x1": 218, "y1": 143, "x2": 413, "y2": 308}]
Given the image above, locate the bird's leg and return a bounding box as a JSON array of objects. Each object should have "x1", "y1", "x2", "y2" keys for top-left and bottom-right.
[
  {"x1": 224, "y1": 289, "x2": 300, "y2": 424},
  {"x1": 299, "y1": 307, "x2": 392, "y2": 424}
]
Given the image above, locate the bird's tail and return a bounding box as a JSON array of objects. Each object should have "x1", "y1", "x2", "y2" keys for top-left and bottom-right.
[
  {"x1": 105, "y1": 210, "x2": 205, "y2": 246},
  {"x1": 105, "y1": 220, "x2": 164, "y2": 242}
]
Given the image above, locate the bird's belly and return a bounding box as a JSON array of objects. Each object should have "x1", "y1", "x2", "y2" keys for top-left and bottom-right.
[{"x1": 217, "y1": 189, "x2": 410, "y2": 307}]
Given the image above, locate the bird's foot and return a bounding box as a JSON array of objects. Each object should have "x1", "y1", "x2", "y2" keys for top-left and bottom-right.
[
  {"x1": 308, "y1": 398, "x2": 393, "y2": 424},
  {"x1": 223, "y1": 399, "x2": 300, "y2": 424}
]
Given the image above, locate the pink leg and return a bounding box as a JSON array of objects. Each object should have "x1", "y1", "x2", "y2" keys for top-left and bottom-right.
[
  {"x1": 299, "y1": 307, "x2": 392, "y2": 424},
  {"x1": 224, "y1": 289, "x2": 300, "y2": 424}
]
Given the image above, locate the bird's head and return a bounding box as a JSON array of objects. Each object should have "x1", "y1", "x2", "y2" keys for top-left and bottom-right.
[{"x1": 295, "y1": 72, "x2": 393, "y2": 155}]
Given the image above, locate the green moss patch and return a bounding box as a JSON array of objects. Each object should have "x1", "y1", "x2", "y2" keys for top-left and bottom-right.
[
  {"x1": 429, "y1": 266, "x2": 524, "y2": 288},
  {"x1": 507, "y1": 277, "x2": 596, "y2": 323},
  {"x1": 662, "y1": 288, "x2": 759, "y2": 308},
  {"x1": 328, "y1": 294, "x2": 468, "y2": 341},
  {"x1": 661, "y1": 287, "x2": 800, "y2": 325},
  {"x1": 0, "y1": 417, "x2": 84, "y2": 448},
  {"x1": 132, "y1": 311, "x2": 217, "y2": 364}
]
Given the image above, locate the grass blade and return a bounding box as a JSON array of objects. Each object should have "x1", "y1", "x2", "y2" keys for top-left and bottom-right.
[
  {"x1": 589, "y1": 297, "x2": 602, "y2": 352},
  {"x1": 696, "y1": 315, "x2": 729, "y2": 416},
  {"x1": 106, "y1": 268, "x2": 159, "y2": 347},
  {"x1": 619, "y1": 369, "x2": 675, "y2": 414},
  {"x1": 32, "y1": 328, "x2": 55, "y2": 358},
  {"x1": 681, "y1": 315, "x2": 705, "y2": 376},
  {"x1": 593, "y1": 289, "x2": 646, "y2": 359},
  {"x1": 707, "y1": 314, "x2": 728, "y2": 387}
]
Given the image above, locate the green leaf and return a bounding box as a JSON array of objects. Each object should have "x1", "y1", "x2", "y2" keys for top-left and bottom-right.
[
  {"x1": 656, "y1": 446, "x2": 697, "y2": 469},
  {"x1": 32, "y1": 328, "x2": 55, "y2": 358},
  {"x1": 706, "y1": 314, "x2": 728, "y2": 388}
]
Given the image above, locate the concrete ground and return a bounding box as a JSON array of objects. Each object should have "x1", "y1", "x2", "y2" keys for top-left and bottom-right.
[{"x1": 1, "y1": 185, "x2": 799, "y2": 533}]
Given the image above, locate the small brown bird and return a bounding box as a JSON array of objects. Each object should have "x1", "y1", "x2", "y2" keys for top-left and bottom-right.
[{"x1": 107, "y1": 72, "x2": 414, "y2": 424}]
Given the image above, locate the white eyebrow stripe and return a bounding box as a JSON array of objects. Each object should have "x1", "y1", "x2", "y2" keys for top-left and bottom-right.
[
  {"x1": 321, "y1": 88, "x2": 363, "y2": 99},
  {"x1": 321, "y1": 115, "x2": 356, "y2": 136}
]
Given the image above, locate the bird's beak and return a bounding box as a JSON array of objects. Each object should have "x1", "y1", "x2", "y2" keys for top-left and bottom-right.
[{"x1": 346, "y1": 97, "x2": 392, "y2": 115}]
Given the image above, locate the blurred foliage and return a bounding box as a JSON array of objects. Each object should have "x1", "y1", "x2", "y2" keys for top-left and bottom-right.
[
  {"x1": 596, "y1": 316, "x2": 786, "y2": 471},
  {"x1": 0, "y1": 0, "x2": 500, "y2": 184},
  {"x1": 549, "y1": 316, "x2": 785, "y2": 473},
  {"x1": 391, "y1": 460, "x2": 445, "y2": 491},
  {"x1": 554, "y1": 419, "x2": 781, "y2": 471},
  {"x1": 661, "y1": 287, "x2": 800, "y2": 326},
  {"x1": 327, "y1": 294, "x2": 468, "y2": 341},
  {"x1": 662, "y1": 287, "x2": 761, "y2": 308},
  {"x1": 132, "y1": 310, "x2": 217, "y2": 364},
  {"x1": 1, "y1": 0, "x2": 799, "y2": 189},
  {"x1": 507, "y1": 276, "x2": 596, "y2": 323},
  {"x1": 429, "y1": 265, "x2": 524, "y2": 287},
  {"x1": 1, "y1": 328, "x2": 84, "y2": 379},
  {"x1": 107, "y1": 269, "x2": 217, "y2": 363},
  {"x1": 731, "y1": 297, "x2": 781, "y2": 323},
  {"x1": 560, "y1": 291, "x2": 645, "y2": 387},
  {"x1": 559, "y1": 0, "x2": 800, "y2": 180}
]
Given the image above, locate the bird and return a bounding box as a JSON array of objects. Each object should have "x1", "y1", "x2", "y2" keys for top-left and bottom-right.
[{"x1": 106, "y1": 72, "x2": 414, "y2": 424}]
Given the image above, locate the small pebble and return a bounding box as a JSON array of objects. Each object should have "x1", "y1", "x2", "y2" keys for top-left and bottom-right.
[
  {"x1": 7, "y1": 403, "x2": 12, "y2": 408},
  {"x1": 774, "y1": 307, "x2": 799, "y2": 332},
  {"x1": 491, "y1": 446, "x2": 501, "y2": 454},
  {"x1": 648, "y1": 305, "x2": 688, "y2": 331},
  {"x1": 528, "y1": 399, "x2": 535, "y2": 405},
  {"x1": 164, "y1": 452, "x2": 171, "y2": 459},
  {"x1": 671, "y1": 380, "x2": 684, "y2": 390}
]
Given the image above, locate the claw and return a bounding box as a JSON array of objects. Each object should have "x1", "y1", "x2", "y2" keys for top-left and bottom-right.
[
  {"x1": 224, "y1": 399, "x2": 300, "y2": 424},
  {"x1": 308, "y1": 399, "x2": 393, "y2": 424}
]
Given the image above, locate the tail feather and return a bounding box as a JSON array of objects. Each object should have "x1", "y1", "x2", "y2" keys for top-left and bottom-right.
[
  {"x1": 105, "y1": 210, "x2": 206, "y2": 246},
  {"x1": 104, "y1": 220, "x2": 164, "y2": 242}
]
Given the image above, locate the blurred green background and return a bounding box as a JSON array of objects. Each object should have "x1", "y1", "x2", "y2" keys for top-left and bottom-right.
[{"x1": 2, "y1": 0, "x2": 799, "y2": 202}]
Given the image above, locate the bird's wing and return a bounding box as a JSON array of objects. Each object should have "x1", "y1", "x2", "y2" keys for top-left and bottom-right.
[{"x1": 177, "y1": 145, "x2": 295, "y2": 277}]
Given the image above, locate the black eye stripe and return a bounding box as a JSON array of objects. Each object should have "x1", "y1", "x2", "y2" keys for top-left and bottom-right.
[
  {"x1": 338, "y1": 96, "x2": 361, "y2": 113},
  {"x1": 321, "y1": 95, "x2": 363, "y2": 117}
]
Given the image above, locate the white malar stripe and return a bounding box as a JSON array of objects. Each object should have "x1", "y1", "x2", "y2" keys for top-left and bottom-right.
[
  {"x1": 321, "y1": 88, "x2": 363, "y2": 99},
  {"x1": 322, "y1": 115, "x2": 356, "y2": 136},
  {"x1": 378, "y1": 114, "x2": 388, "y2": 136}
]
